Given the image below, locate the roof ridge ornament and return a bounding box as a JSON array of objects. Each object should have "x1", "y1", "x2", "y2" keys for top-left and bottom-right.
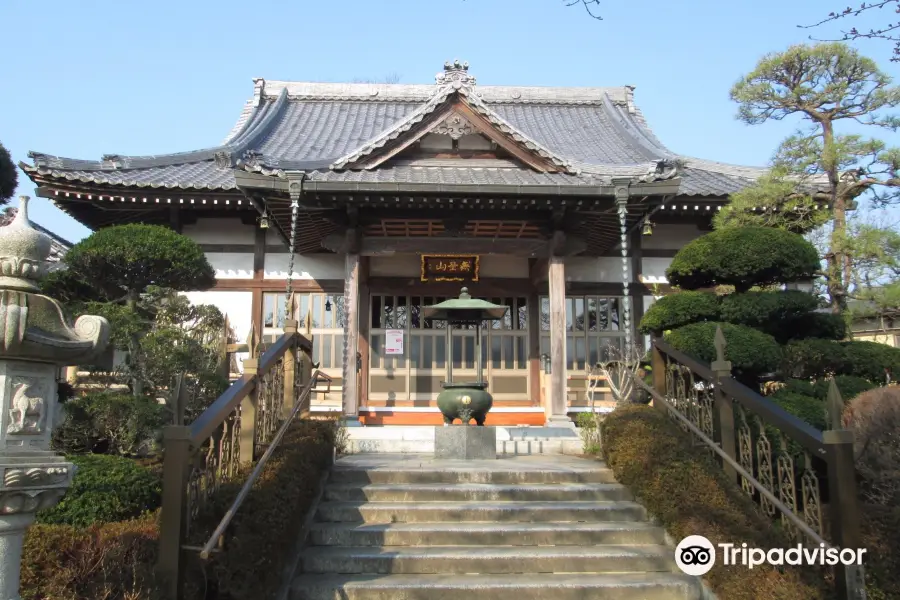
[{"x1": 436, "y1": 59, "x2": 476, "y2": 88}]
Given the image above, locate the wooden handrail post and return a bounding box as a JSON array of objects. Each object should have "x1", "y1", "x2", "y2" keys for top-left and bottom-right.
[
  {"x1": 240, "y1": 358, "x2": 259, "y2": 463},
  {"x1": 299, "y1": 344, "x2": 313, "y2": 419},
  {"x1": 282, "y1": 321, "x2": 298, "y2": 420},
  {"x1": 650, "y1": 336, "x2": 666, "y2": 414},
  {"x1": 158, "y1": 425, "x2": 192, "y2": 600},
  {"x1": 824, "y1": 381, "x2": 864, "y2": 600},
  {"x1": 711, "y1": 325, "x2": 737, "y2": 483}
]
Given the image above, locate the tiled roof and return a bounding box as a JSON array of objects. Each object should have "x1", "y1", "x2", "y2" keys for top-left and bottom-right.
[{"x1": 22, "y1": 64, "x2": 771, "y2": 197}]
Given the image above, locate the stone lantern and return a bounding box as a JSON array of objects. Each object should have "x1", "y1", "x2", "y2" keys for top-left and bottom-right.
[{"x1": 0, "y1": 197, "x2": 110, "y2": 600}]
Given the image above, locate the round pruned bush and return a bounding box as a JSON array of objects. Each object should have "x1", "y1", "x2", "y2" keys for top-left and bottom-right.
[
  {"x1": 769, "y1": 390, "x2": 827, "y2": 430},
  {"x1": 718, "y1": 290, "x2": 819, "y2": 330},
  {"x1": 638, "y1": 291, "x2": 719, "y2": 334},
  {"x1": 37, "y1": 454, "x2": 161, "y2": 527},
  {"x1": 666, "y1": 227, "x2": 820, "y2": 292},
  {"x1": 664, "y1": 321, "x2": 782, "y2": 380},
  {"x1": 781, "y1": 338, "x2": 848, "y2": 379},
  {"x1": 839, "y1": 340, "x2": 900, "y2": 384},
  {"x1": 844, "y1": 386, "x2": 900, "y2": 506}
]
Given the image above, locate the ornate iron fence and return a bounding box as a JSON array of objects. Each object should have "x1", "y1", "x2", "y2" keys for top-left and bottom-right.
[
  {"x1": 637, "y1": 328, "x2": 865, "y2": 600},
  {"x1": 158, "y1": 319, "x2": 317, "y2": 599}
]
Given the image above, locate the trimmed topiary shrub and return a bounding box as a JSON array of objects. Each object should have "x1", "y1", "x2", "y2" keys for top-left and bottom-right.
[
  {"x1": 769, "y1": 390, "x2": 827, "y2": 429},
  {"x1": 665, "y1": 321, "x2": 782, "y2": 380},
  {"x1": 36, "y1": 455, "x2": 161, "y2": 527},
  {"x1": 600, "y1": 405, "x2": 831, "y2": 599},
  {"x1": 666, "y1": 227, "x2": 820, "y2": 292},
  {"x1": 52, "y1": 392, "x2": 166, "y2": 456},
  {"x1": 718, "y1": 290, "x2": 819, "y2": 331},
  {"x1": 783, "y1": 311, "x2": 847, "y2": 341},
  {"x1": 839, "y1": 341, "x2": 900, "y2": 384},
  {"x1": 781, "y1": 338, "x2": 848, "y2": 379},
  {"x1": 638, "y1": 291, "x2": 719, "y2": 334},
  {"x1": 811, "y1": 375, "x2": 876, "y2": 402}
]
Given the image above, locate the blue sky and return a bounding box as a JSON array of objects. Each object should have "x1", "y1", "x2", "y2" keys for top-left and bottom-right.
[{"x1": 1, "y1": 0, "x2": 897, "y2": 244}]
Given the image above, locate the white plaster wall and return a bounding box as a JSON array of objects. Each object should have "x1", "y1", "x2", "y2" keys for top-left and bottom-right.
[
  {"x1": 370, "y1": 254, "x2": 420, "y2": 277},
  {"x1": 264, "y1": 254, "x2": 344, "y2": 279},
  {"x1": 562, "y1": 257, "x2": 625, "y2": 283},
  {"x1": 479, "y1": 256, "x2": 528, "y2": 278},
  {"x1": 642, "y1": 224, "x2": 703, "y2": 250},
  {"x1": 182, "y1": 218, "x2": 255, "y2": 244},
  {"x1": 206, "y1": 252, "x2": 254, "y2": 279},
  {"x1": 639, "y1": 257, "x2": 673, "y2": 284},
  {"x1": 181, "y1": 290, "x2": 254, "y2": 372}
]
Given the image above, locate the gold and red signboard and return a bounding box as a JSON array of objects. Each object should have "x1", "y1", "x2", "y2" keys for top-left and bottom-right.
[{"x1": 420, "y1": 254, "x2": 480, "y2": 282}]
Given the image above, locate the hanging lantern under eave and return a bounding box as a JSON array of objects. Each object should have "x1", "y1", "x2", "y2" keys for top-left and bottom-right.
[
  {"x1": 641, "y1": 217, "x2": 653, "y2": 236},
  {"x1": 258, "y1": 215, "x2": 270, "y2": 229}
]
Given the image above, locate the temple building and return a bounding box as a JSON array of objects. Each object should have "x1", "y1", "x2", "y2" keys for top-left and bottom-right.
[{"x1": 21, "y1": 60, "x2": 768, "y2": 426}]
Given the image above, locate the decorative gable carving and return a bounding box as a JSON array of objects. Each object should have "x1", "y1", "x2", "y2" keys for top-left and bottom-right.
[{"x1": 433, "y1": 113, "x2": 475, "y2": 140}]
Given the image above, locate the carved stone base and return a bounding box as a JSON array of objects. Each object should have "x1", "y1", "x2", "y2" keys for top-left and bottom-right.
[{"x1": 0, "y1": 360, "x2": 59, "y2": 453}]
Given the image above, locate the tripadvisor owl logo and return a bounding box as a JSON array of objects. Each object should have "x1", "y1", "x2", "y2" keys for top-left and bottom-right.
[{"x1": 675, "y1": 535, "x2": 716, "y2": 576}]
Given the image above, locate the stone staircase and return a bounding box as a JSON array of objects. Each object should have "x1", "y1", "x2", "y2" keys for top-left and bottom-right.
[
  {"x1": 346, "y1": 426, "x2": 584, "y2": 455},
  {"x1": 291, "y1": 454, "x2": 702, "y2": 600}
]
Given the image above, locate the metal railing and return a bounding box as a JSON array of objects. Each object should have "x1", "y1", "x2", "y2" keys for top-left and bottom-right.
[
  {"x1": 157, "y1": 319, "x2": 317, "y2": 599},
  {"x1": 641, "y1": 329, "x2": 865, "y2": 600}
]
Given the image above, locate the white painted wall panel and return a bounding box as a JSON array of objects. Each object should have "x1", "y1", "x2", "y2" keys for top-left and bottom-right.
[
  {"x1": 640, "y1": 257, "x2": 673, "y2": 284},
  {"x1": 642, "y1": 224, "x2": 703, "y2": 250},
  {"x1": 206, "y1": 253, "x2": 254, "y2": 279},
  {"x1": 562, "y1": 257, "x2": 625, "y2": 283},
  {"x1": 183, "y1": 219, "x2": 255, "y2": 244},
  {"x1": 181, "y1": 290, "x2": 253, "y2": 372},
  {"x1": 264, "y1": 254, "x2": 344, "y2": 279}
]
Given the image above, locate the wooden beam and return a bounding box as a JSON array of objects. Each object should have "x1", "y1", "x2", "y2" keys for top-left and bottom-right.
[
  {"x1": 321, "y1": 235, "x2": 586, "y2": 257},
  {"x1": 213, "y1": 278, "x2": 345, "y2": 292},
  {"x1": 367, "y1": 277, "x2": 533, "y2": 296},
  {"x1": 527, "y1": 291, "x2": 541, "y2": 406}
]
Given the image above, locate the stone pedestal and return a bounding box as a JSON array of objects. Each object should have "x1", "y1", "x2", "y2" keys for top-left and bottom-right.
[{"x1": 435, "y1": 426, "x2": 497, "y2": 460}]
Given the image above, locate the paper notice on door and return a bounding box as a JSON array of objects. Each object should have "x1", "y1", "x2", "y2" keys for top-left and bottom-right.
[{"x1": 385, "y1": 329, "x2": 404, "y2": 355}]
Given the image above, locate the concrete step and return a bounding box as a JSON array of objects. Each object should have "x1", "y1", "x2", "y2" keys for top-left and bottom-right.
[
  {"x1": 329, "y1": 466, "x2": 616, "y2": 485},
  {"x1": 316, "y1": 500, "x2": 647, "y2": 524},
  {"x1": 323, "y1": 482, "x2": 632, "y2": 502},
  {"x1": 498, "y1": 439, "x2": 583, "y2": 455},
  {"x1": 309, "y1": 521, "x2": 667, "y2": 547},
  {"x1": 345, "y1": 439, "x2": 585, "y2": 455},
  {"x1": 291, "y1": 572, "x2": 701, "y2": 600},
  {"x1": 301, "y1": 544, "x2": 677, "y2": 575}
]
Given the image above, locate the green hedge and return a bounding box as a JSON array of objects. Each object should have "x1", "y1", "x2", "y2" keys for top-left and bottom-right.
[
  {"x1": 666, "y1": 227, "x2": 820, "y2": 292},
  {"x1": 600, "y1": 405, "x2": 829, "y2": 599},
  {"x1": 665, "y1": 321, "x2": 782, "y2": 379},
  {"x1": 782, "y1": 338, "x2": 847, "y2": 379},
  {"x1": 839, "y1": 340, "x2": 900, "y2": 383},
  {"x1": 638, "y1": 291, "x2": 719, "y2": 334},
  {"x1": 718, "y1": 290, "x2": 819, "y2": 329},
  {"x1": 783, "y1": 339, "x2": 900, "y2": 382},
  {"x1": 36, "y1": 455, "x2": 161, "y2": 528},
  {"x1": 769, "y1": 390, "x2": 827, "y2": 429},
  {"x1": 22, "y1": 418, "x2": 340, "y2": 600}
]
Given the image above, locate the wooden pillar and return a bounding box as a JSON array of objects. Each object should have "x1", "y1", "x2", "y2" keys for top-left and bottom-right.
[
  {"x1": 527, "y1": 292, "x2": 541, "y2": 406},
  {"x1": 358, "y1": 257, "x2": 371, "y2": 415},
  {"x1": 629, "y1": 226, "x2": 645, "y2": 350},
  {"x1": 341, "y1": 252, "x2": 362, "y2": 425},
  {"x1": 546, "y1": 256, "x2": 572, "y2": 427},
  {"x1": 249, "y1": 226, "x2": 266, "y2": 354}
]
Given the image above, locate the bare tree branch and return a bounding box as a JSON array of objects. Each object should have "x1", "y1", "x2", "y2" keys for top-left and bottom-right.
[
  {"x1": 564, "y1": 0, "x2": 602, "y2": 20},
  {"x1": 801, "y1": 1, "x2": 900, "y2": 61}
]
